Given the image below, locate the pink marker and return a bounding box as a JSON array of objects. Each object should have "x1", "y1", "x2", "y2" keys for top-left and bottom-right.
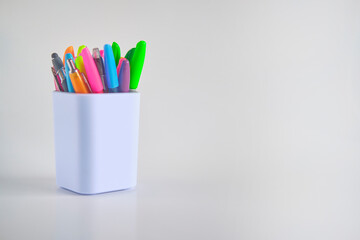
[
  {"x1": 118, "y1": 59, "x2": 130, "y2": 92},
  {"x1": 100, "y1": 50, "x2": 104, "y2": 59},
  {"x1": 79, "y1": 47, "x2": 103, "y2": 93},
  {"x1": 116, "y1": 58, "x2": 126, "y2": 76}
]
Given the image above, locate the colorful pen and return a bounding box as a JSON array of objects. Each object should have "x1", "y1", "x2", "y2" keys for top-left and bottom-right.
[
  {"x1": 66, "y1": 58, "x2": 90, "y2": 93},
  {"x1": 52, "y1": 53, "x2": 68, "y2": 92},
  {"x1": 116, "y1": 57, "x2": 126, "y2": 76},
  {"x1": 77, "y1": 45, "x2": 86, "y2": 56},
  {"x1": 104, "y1": 44, "x2": 119, "y2": 93},
  {"x1": 125, "y1": 48, "x2": 135, "y2": 61},
  {"x1": 130, "y1": 41, "x2": 146, "y2": 89},
  {"x1": 92, "y1": 48, "x2": 107, "y2": 92},
  {"x1": 64, "y1": 53, "x2": 75, "y2": 92},
  {"x1": 81, "y1": 73, "x2": 92, "y2": 93},
  {"x1": 62, "y1": 46, "x2": 75, "y2": 65},
  {"x1": 79, "y1": 47, "x2": 103, "y2": 93},
  {"x1": 118, "y1": 59, "x2": 130, "y2": 92},
  {"x1": 112, "y1": 42, "x2": 121, "y2": 66},
  {"x1": 75, "y1": 56, "x2": 87, "y2": 78}
]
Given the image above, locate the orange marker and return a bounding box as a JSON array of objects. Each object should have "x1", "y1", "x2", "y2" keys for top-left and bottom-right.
[
  {"x1": 63, "y1": 46, "x2": 75, "y2": 65},
  {"x1": 66, "y1": 58, "x2": 90, "y2": 93}
]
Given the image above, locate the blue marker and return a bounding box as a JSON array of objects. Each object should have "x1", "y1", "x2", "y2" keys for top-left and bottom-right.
[
  {"x1": 104, "y1": 44, "x2": 119, "y2": 92},
  {"x1": 64, "y1": 53, "x2": 75, "y2": 92}
]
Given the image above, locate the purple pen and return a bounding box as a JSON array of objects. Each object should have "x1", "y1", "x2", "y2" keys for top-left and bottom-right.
[{"x1": 118, "y1": 59, "x2": 130, "y2": 92}]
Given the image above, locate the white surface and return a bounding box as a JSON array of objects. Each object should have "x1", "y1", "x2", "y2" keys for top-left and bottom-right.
[
  {"x1": 1, "y1": 0, "x2": 360, "y2": 239},
  {"x1": 53, "y1": 92, "x2": 140, "y2": 194}
]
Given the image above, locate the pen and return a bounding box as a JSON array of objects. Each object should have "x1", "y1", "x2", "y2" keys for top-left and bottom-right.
[
  {"x1": 66, "y1": 58, "x2": 90, "y2": 93},
  {"x1": 125, "y1": 48, "x2": 135, "y2": 61},
  {"x1": 118, "y1": 58, "x2": 130, "y2": 92},
  {"x1": 80, "y1": 73, "x2": 92, "y2": 93},
  {"x1": 75, "y1": 56, "x2": 87, "y2": 78},
  {"x1": 79, "y1": 47, "x2": 103, "y2": 93},
  {"x1": 62, "y1": 46, "x2": 74, "y2": 65},
  {"x1": 77, "y1": 45, "x2": 86, "y2": 56},
  {"x1": 52, "y1": 53, "x2": 68, "y2": 92},
  {"x1": 116, "y1": 57, "x2": 126, "y2": 76},
  {"x1": 51, "y1": 67, "x2": 63, "y2": 91},
  {"x1": 112, "y1": 41, "x2": 121, "y2": 66},
  {"x1": 104, "y1": 44, "x2": 119, "y2": 93},
  {"x1": 92, "y1": 48, "x2": 107, "y2": 92},
  {"x1": 64, "y1": 53, "x2": 75, "y2": 92},
  {"x1": 130, "y1": 41, "x2": 146, "y2": 89}
]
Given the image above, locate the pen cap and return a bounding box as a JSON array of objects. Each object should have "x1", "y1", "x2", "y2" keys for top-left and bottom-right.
[
  {"x1": 118, "y1": 59, "x2": 130, "y2": 92},
  {"x1": 77, "y1": 45, "x2": 86, "y2": 56},
  {"x1": 117, "y1": 58, "x2": 126, "y2": 76},
  {"x1": 63, "y1": 46, "x2": 75, "y2": 65},
  {"x1": 125, "y1": 48, "x2": 135, "y2": 62},
  {"x1": 104, "y1": 44, "x2": 119, "y2": 89},
  {"x1": 112, "y1": 42, "x2": 121, "y2": 66},
  {"x1": 75, "y1": 56, "x2": 87, "y2": 78},
  {"x1": 79, "y1": 47, "x2": 104, "y2": 93},
  {"x1": 130, "y1": 41, "x2": 146, "y2": 89}
]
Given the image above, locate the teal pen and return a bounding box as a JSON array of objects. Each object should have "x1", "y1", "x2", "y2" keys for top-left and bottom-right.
[
  {"x1": 64, "y1": 53, "x2": 75, "y2": 92},
  {"x1": 104, "y1": 44, "x2": 119, "y2": 93}
]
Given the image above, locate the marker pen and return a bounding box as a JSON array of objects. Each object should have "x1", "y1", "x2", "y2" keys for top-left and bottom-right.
[
  {"x1": 112, "y1": 41, "x2": 121, "y2": 66},
  {"x1": 92, "y1": 48, "x2": 107, "y2": 92},
  {"x1": 79, "y1": 47, "x2": 103, "y2": 93},
  {"x1": 52, "y1": 53, "x2": 68, "y2": 92},
  {"x1": 77, "y1": 45, "x2": 86, "y2": 56},
  {"x1": 62, "y1": 46, "x2": 74, "y2": 65},
  {"x1": 130, "y1": 41, "x2": 146, "y2": 89},
  {"x1": 104, "y1": 44, "x2": 119, "y2": 93},
  {"x1": 118, "y1": 58, "x2": 130, "y2": 92},
  {"x1": 125, "y1": 48, "x2": 135, "y2": 61},
  {"x1": 75, "y1": 56, "x2": 87, "y2": 78},
  {"x1": 116, "y1": 57, "x2": 126, "y2": 76}
]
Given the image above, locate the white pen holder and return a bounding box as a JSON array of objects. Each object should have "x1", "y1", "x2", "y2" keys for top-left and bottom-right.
[{"x1": 53, "y1": 91, "x2": 140, "y2": 194}]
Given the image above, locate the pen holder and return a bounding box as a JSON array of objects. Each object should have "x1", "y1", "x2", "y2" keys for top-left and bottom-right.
[{"x1": 53, "y1": 91, "x2": 140, "y2": 195}]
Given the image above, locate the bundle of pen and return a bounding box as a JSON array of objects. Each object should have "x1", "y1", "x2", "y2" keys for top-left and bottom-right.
[{"x1": 50, "y1": 41, "x2": 146, "y2": 93}]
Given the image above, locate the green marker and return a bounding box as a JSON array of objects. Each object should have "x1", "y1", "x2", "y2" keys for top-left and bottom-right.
[
  {"x1": 130, "y1": 41, "x2": 146, "y2": 89},
  {"x1": 112, "y1": 42, "x2": 121, "y2": 66},
  {"x1": 75, "y1": 56, "x2": 86, "y2": 78},
  {"x1": 125, "y1": 48, "x2": 135, "y2": 62},
  {"x1": 77, "y1": 45, "x2": 86, "y2": 56}
]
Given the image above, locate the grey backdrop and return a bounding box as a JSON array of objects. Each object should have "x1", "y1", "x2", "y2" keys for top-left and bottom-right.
[{"x1": 1, "y1": 0, "x2": 360, "y2": 239}]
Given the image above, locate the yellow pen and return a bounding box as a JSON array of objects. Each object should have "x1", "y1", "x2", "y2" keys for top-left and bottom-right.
[{"x1": 66, "y1": 58, "x2": 90, "y2": 93}]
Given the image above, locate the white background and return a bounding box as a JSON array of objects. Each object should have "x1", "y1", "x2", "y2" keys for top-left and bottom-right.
[{"x1": 1, "y1": 0, "x2": 360, "y2": 239}]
